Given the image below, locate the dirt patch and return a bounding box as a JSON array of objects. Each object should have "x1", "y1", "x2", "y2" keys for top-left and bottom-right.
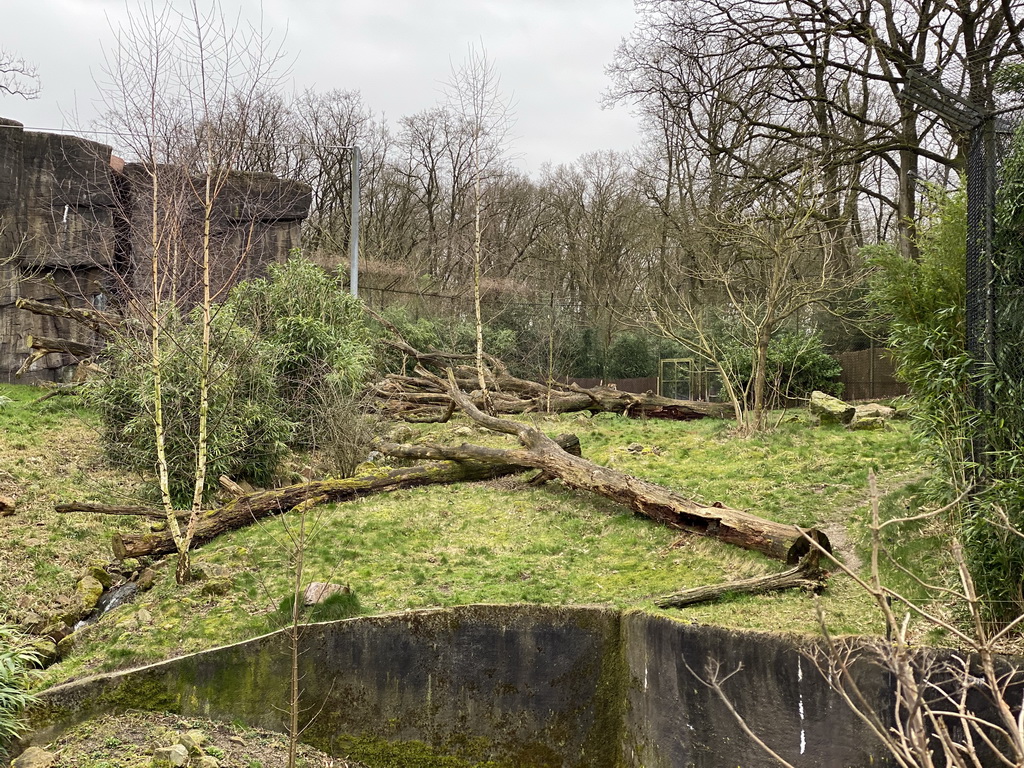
[{"x1": 42, "y1": 710, "x2": 367, "y2": 767}]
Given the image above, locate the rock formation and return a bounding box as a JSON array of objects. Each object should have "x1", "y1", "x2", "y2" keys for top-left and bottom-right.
[{"x1": 0, "y1": 117, "x2": 311, "y2": 382}]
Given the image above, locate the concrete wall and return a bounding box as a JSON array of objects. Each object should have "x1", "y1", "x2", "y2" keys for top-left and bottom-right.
[
  {"x1": 26, "y1": 604, "x2": 1014, "y2": 767},
  {"x1": 619, "y1": 613, "x2": 892, "y2": 767},
  {"x1": 0, "y1": 118, "x2": 311, "y2": 382}
]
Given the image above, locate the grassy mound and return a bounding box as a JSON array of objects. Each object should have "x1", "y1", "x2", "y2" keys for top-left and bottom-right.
[{"x1": 0, "y1": 382, "x2": 941, "y2": 690}]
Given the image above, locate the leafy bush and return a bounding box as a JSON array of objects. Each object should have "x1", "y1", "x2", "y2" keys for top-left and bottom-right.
[
  {"x1": 869, "y1": 181, "x2": 1024, "y2": 622},
  {"x1": 93, "y1": 307, "x2": 293, "y2": 505},
  {"x1": 0, "y1": 626, "x2": 40, "y2": 757},
  {"x1": 867, "y1": 188, "x2": 973, "y2": 492},
  {"x1": 723, "y1": 330, "x2": 844, "y2": 406},
  {"x1": 229, "y1": 255, "x2": 375, "y2": 474},
  {"x1": 92, "y1": 254, "x2": 376, "y2": 503}
]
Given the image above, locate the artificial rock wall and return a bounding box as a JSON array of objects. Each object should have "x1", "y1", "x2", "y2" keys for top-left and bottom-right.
[
  {"x1": 0, "y1": 117, "x2": 310, "y2": 382},
  {"x1": 23, "y1": 605, "x2": 910, "y2": 768}
]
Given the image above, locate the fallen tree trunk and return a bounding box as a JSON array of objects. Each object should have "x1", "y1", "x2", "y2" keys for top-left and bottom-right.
[
  {"x1": 372, "y1": 373, "x2": 729, "y2": 421},
  {"x1": 26, "y1": 335, "x2": 100, "y2": 358},
  {"x1": 654, "y1": 555, "x2": 826, "y2": 608},
  {"x1": 380, "y1": 369, "x2": 831, "y2": 564},
  {"x1": 15, "y1": 298, "x2": 122, "y2": 337},
  {"x1": 16, "y1": 335, "x2": 102, "y2": 377},
  {"x1": 108, "y1": 434, "x2": 581, "y2": 560}
]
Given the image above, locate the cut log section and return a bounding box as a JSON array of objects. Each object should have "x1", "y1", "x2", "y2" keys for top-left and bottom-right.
[
  {"x1": 107, "y1": 434, "x2": 582, "y2": 560},
  {"x1": 379, "y1": 368, "x2": 831, "y2": 564}
]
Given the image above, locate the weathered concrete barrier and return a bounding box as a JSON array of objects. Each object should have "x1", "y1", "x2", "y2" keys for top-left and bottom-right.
[{"x1": 19, "y1": 604, "x2": 919, "y2": 766}]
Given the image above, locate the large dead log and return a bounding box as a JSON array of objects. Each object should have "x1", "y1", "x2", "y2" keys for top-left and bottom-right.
[
  {"x1": 16, "y1": 335, "x2": 103, "y2": 377},
  {"x1": 26, "y1": 335, "x2": 100, "y2": 358},
  {"x1": 381, "y1": 368, "x2": 831, "y2": 564},
  {"x1": 108, "y1": 434, "x2": 582, "y2": 560}
]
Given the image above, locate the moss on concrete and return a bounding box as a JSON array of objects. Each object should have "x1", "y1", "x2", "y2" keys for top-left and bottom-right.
[{"x1": 329, "y1": 734, "x2": 515, "y2": 768}]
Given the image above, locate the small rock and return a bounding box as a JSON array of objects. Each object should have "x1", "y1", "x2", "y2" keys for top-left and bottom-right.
[
  {"x1": 150, "y1": 520, "x2": 167, "y2": 532},
  {"x1": 31, "y1": 637, "x2": 58, "y2": 667},
  {"x1": 177, "y1": 728, "x2": 207, "y2": 754},
  {"x1": 136, "y1": 607, "x2": 153, "y2": 625},
  {"x1": 451, "y1": 426, "x2": 473, "y2": 437},
  {"x1": 152, "y1": 744, "x2": 189, "y2": 767},
  {"x1": 56, "y1": 633, "x2": 76, "y2": 659},
  {"x1": 809, "y1": 391, "x2": 856, "y2": 425},
  {"x1": 0, "y1": 494, "x2": 15, "y2": 516},
  {"x1": 203, "y1": 563, "x2": 231, "y2": 579},
  {"x1": 137, "y1": 568, "x2": 157, "y2": 591},
  {"x1": 84, "y1": 565, "x2": 113, "y2": 589},
  {"x1": 11, "y1": 746, "x2": 57, "y2": 768},
  {"x1": 200, "y1": 578, "x2": 231, "y2": 596},
  {"x1": 303, "y1": 582, "x2": 350, "y2": 606},
  {"x1": 41, "y1": 620, "x2": 73, "y2": 643},
  {"x1": 195, "y1": 757, "x2": 220, "y2": 768},
  {"x1": 75, "y1": 574, "x2": 105, "y2": 613},
  {"x1": 20, "y1": 610, "x2": 46, "y2": 634},
  {"x1": 625, "y1": 442, "x2": 644, "y2": 453},
  {"x1": 853, "y1": 403, "x2": 896, "y2": 421},
  {"x1": 388, "y1": 425, "x2": 415, "y2": 443}
]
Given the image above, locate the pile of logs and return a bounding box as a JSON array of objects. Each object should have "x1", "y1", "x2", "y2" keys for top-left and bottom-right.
[{"x1": 369, "y1": 340, "x2": 730, "y2": 422}]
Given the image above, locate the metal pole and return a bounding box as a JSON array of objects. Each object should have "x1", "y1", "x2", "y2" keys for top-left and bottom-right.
[{"x1": 350, "y1": 146, "x2": 361, "y2": 298}]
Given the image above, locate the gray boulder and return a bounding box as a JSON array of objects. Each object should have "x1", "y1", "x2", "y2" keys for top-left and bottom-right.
[
  {"x1": 854, "y1": 403, "x2": 896, "y2": 421},
  {"x1": 75, "y1": 574, "x2": 105, "y2": 613},
  {"x1": 850, "y1": 416, "x2": 887, "y2": 431},
  {"x1": 152, "y1": 744, "x2": 189, "y2": 767},
  {"x1": 304, "y1": 582, "x2": 350, "y2": 606},
  {"x1": 809, "y1": 391, "x2": 856, "y2": 425}
]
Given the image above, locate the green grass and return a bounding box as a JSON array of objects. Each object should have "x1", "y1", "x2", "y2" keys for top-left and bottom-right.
[{"x1": 0, "y1": 383, "x2": 945, "y2": 687}]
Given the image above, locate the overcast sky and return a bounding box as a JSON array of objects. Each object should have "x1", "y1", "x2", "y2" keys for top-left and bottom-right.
[{"x1": 3, "y1": 0, "x2": 643, "y2": 174}]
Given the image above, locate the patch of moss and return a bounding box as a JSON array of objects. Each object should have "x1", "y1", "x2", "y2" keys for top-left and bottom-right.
[{"x1": 329, "y1": 734, "x2": 515, "y2": 768}]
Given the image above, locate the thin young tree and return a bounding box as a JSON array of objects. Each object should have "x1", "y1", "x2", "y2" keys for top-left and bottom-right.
[
  {"x1": 98, "y1": 0, "x2": 287, "y2": 584},
  {"x1": 641, "y1": 171, "x2": 860, "y2": 431},
  {"x1": 445, "y1": 44, "x2": 515, "y2": 409}
]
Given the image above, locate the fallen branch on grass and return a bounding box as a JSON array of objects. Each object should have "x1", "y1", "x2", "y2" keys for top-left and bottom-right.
[{"x1": 655, "y1": 554, "x2": 827, "y2": 608}]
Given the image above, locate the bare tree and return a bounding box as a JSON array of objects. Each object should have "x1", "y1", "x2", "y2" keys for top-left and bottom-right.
[
  {"x1": 609, "y1": 0, "x2": 1024, "y2": 261},
  {"x1": 445, "y1": 43, "x2": 515, "y2": 407},
  {"x1": 0, "y1": 47, "x2": 40, "y2": 99},
  {"x1": 642, "y1": 172, "x2": 861, "y2": 430},
  {"x1": 97, "y1": 0, "x2": 287, "y2": 584}
]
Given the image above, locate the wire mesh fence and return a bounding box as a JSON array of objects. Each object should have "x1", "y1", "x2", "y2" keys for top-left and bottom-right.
[{"x1": 968, "y1": 118, "x2": 1023, "y2": 471}]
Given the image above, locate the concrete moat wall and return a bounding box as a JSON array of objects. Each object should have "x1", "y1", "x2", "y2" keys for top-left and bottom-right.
[{"x1": 24, "y1": 605, "x2": 906, "y2": 767}]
